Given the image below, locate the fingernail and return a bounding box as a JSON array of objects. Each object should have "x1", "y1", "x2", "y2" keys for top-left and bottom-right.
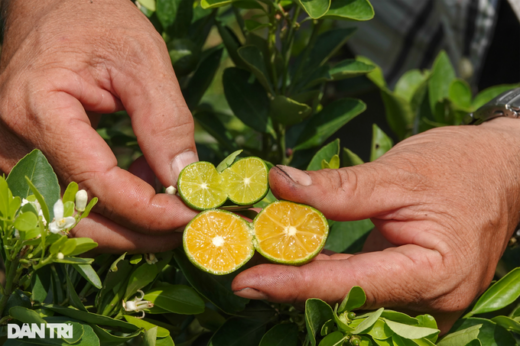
[
  {"x1": 276, "y1": 165, "x2": 312, "y2": 186},
  {"x1": 171, "y1": 151, "x2": 198, "y2": 185},
  {"x1": 234, "y1": 288, "x2": 268, "y2": 300}
]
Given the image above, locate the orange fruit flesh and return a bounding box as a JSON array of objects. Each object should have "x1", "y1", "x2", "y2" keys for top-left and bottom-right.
[
  {"x1": 254, "y1": 202, "x2": 327, "y2": 262},
  {"x1": 184, "y1": 211, "x2": 253, "y2": 274}
]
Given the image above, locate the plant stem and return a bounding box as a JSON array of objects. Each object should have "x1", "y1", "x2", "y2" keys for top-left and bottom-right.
[
  {"x1": 232, "y1": 6, "x2": 246, "y2": 38},
  {"x1": 0, "y1": 257, "x2": 20, "y2": 317}
]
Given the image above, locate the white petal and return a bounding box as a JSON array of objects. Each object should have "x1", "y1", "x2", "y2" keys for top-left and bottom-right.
[
  {"x1": 53, "y1": 199, "x2": 64, "y2": 220},
  {"x1": 21, "y1": 199, "x2": 29, "y2": 206},
  {"x1": 62, "y1": 217, "x2": 76, "y2": 229},
  {"x1": 49, "y1": 222, "x2": 60, "y2": 234}
]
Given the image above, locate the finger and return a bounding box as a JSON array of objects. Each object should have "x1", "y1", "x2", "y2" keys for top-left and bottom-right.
[
  {"x1": 269, "y1": 164, "x2": 424, "y2": 221},
  {"x1": 70, "y1": 212, "x2": 182, "y2": 253},
  {"x1": 232, "y1": 245, "x2": 471, "y2": 314},
  {"x1": 108, "y1": 29, "x2": 198, "y2": 186},
  {"x1": 29, "y1": 72, "x2": 198, "y2": 233},
  {"x1": 128, "y1": 156, "x2": 162, "y2": 193}
]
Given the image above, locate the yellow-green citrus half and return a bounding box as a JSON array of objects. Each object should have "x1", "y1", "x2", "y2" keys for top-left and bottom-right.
[
  {"x1": 177, "y1": 162, "x2": 227, "y2": 211},
  {"x1": 221, "y1": 157, "x2": 269, "y2": 205}
]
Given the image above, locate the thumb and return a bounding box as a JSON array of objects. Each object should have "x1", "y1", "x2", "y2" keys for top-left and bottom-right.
[{"x1": 270, "y1": 164, "x2": 421, "y2": 221}]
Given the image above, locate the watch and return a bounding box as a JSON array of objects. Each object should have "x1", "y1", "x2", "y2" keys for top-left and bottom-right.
[{"x1": 464, "y1": 88, "x2": 520, "y2": 125}]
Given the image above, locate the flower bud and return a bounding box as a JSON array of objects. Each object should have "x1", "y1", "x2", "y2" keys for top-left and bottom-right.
[
  {"x1": 165, "y1": 186, "x2": 177, "y2": 195},
  {"x1": 57, "y1": 253, "x2": 64, "y2": 260},
  {"x1": 75, "y1": 190, "x2": 88, "y2": 212},
  {"x1": 145, "y1": 253, "x2": 158, "y2": 265}
]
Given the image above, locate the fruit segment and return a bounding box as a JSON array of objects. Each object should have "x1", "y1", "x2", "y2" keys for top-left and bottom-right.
[
  {"x1": 178, "y1": 162, "x2": 227, "y2": 211},
  {"x1": 184, "y1": 210, "x2": 254, "y2": 275},
  {"x1": 253, "y1": 201, "x2": 329, "y2": 265},
  {"x1": 221, "y1": 158, "x2": 269, "y2": 205}
]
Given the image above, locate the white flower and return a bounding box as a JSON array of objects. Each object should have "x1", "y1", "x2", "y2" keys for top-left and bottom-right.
[
  {"x1": 56, "y1": 252, "x2": 64, "y2": 260},
  {"x1": 75, "y1": 190, "x2": 88, "y2": 212},
  {"x1": 22, "y1": 198, "x2": 46, "y2": 225},
  {"x1": 145, "y1": 253, "x2": 158, "y2": 264},
  {"x1": 122, "y1": 290, "x2": 153, "y2": 318},
  {"x1": 165, "y1": 186, "x2": 177, "y2": 195},
  {"x1": 48, "y1": 200, "x2": 75, "y2": 234}
]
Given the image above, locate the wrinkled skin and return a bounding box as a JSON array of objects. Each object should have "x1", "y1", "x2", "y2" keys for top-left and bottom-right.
[
  {"x1": 233, "y1": 118, "x2": 520, "y2": 333},
  {"x1": 0, "y1": 0, "x2": 198, "y2": 252}
]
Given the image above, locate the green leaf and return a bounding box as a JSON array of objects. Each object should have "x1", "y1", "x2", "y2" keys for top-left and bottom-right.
[
  {"x1": 91, "y1": 325, "x2": 142, "y2": 346},
  {"x1": 338, "y1": 286, "x2": 366, "y2": 313},
  {"x1": 357, "y1": 56, "x2": 386, "y2": 89},
  {"x1": 370, "y1": 124, "x2": 393, "y2": 161},
  {"x1": 436, "y1": 324, "x2": 482, "y2": 346},
  {"x1": 209, "y1": 317, "x2": 268, "y2": 346},
  {"x1": 472, "y1": 84, "x2": 519, "y2": 110},
  {"x1": 449, "y1": 79, "x2": 472, "y2": 110},
  {"x1": 66, "y1": 269, "x2": 87, "y2": 312},
  {"x1": 237, "y1": 45, "x2": 272, "y2": 93},
  {"x1": 67, "y1": 238, "x2": 98, "y2": 257},
  {"x1": 295, "y1": 98, "x2": 366, "y2": 151},
  {"x1": 7, "y1": 150, "x2": 60, "y2": 220},
  {"x1": 318, "y1": 331, "x2": 347, "y2": 346},
  {"x1": 428, "y1": 51, "x2": 456, "y2": 120},
  {"x1": 78, "y1": 197, "x2": 97, "y2": 221},
  {"x1": 324, "y1": 219, "x2": 373, "y2": 253},
  {"x1": 321, "y1": 319, "x2": 335, "y2": 336},
  {"x1": 60, "y1": 239, "x2": 77, "y2": 256},
  {"x1": 216, "y1": 24, "x2": 245, "y2": 69},
  {"x1": 174, "y1": 248, "x2": 249, "y2": 314},
  {"x1": 270, "y1": 95, "x2": 312, "y2": 126},
  {"x1": 143, "y1": 283, "x2": 205, "y2": 315},
  {"x1": 353, "y1": 308, "x2": 384, "y2": 334},
  {"x1": 329, "y1": 59, "x2": 375, "y2": 81},
  {"x1": 342, "y1": 148, "x2": 364, "y2": 168},
  {"x1": 324, "y1": 0, "x2": 374, "y2": 21},
  {"x1": 62, "y1": 201, "x2": 74, "y2": 218},
  {"x1": 379, "y1": 89, "x2": 414, "y2": 140},
  {"x1": 384, "y1": 319, "x2": 439, "y2": 339},
  {"x1": 368, "y1": 319, "x2": 394, "y2": 340},
  {"x1": 110, "y1": 253, "x2": 127, "y2": 272},
  {"x1": 297, "y1": 0, "x2": 330, "y2": 19},
  {"x1": 381, "y1": 310, "x2": 419, "y2": 325},
  {"x1": 305, "y1": 298, "x2": 334, "y2": 346},
  {"x1": 49, "y1": 235, "x2": 68, "y2": 255},
  {"x1": 184, "y1": 47, "x2": 223, "y2": 110},
  {"x1": 138, "y1": 0, "x2": 156, "y2": 11},
  {"x1": 201, "y1": 0, "x2": 232, "y2": 9},
  {"x1": 124, "y1": 263, "x2": 159, "y2": 299},
  {"x1": 142, "y1": 326, "x2": 158, "y2": 346},
  {"x1": 43, "y1": 304, "x2": 139, "y2": 331},
  {"x1": 32, "y1": 267, "x2": 52, "y2": 303},
  {"x1": 216, "y1": 150, "x2": 243, "y2": 173},
  {"x1": 124, "y1": 316, "x2": 169, "y2": 338},
  {"x1": 325, "y1": 155, "x2": 340, "y2": 169},
  {"x1": 466, "y1": 267, "x2": 520, "y2": 317},
  {"x1": 307, "y1": 139, "x2": 340, "y2": 171},
  {"x1": 223, "y1": 67, "x2": 274, "y2": 135},
  {"x1": 450, "y1": 317, "x2": 515, "y2": 346},
  {"x1": 14, "y1": 212, "x2": 38, "y2": 231},
  {"x1": 244, "y1": 19, "x2": 269, "y2": 32},
  {"x1": 25, "y1": 177, "x2": 51, "y2": 224},
  {"x1": 130, "y1": 254, "x2": 143, "y2": 265},
  {"x1": 72, "y1": 264, "x2": 102, "y2": 289},
  {"x1": 62, "y1": 182, "x2": 78, "y2": 204},
  {"x1": 233, "y1": 0, "x2": 264, "y2": 9},
  {"x1": 5, "y1": 289, "x2": 32, "y2": 313},
  {"x1": 54, "y1": 257, "x2": 94, "y2": 265},
  {"x1": 259, "y1": 323, "x2": 299, "y2": 346},
  {"x1": 395, "y1": 70, "x2": 430, "y2": 103},
  {"x1": 491, "y1": 316, "x2": 520, "y2": 333}
]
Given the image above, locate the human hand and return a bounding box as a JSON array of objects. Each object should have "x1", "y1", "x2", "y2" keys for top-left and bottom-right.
[
  {"x1": 232, "y1": 118, "x2": 520, "y2": 332},
  {"x1": 0, "y1": 0, "x2": 198, "y2": 252}
]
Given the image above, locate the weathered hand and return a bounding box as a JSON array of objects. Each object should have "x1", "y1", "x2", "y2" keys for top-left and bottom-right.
[
  {"x1": 233, "y1": 118, "x2": 520, "y2": 332},
  {"x1": 0, "y1": 0, "x2": 198, "y2": 252}
]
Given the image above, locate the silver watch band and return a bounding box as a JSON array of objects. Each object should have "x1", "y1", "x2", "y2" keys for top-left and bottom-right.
[{"x1": 464, "y1": 88, "x2": 520, "y2": 125}]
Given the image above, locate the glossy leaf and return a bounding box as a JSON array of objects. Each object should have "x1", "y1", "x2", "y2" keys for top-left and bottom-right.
[
  {"x1": 67, "y1": 238, "x2": 98, "y2": 257},
  {"x1": 209, "y1": 317, "x2": 268, "y2": 346},
  {"x1": 156, "y1": 0, "x2": 177, "y2": 29},
  {"x1": 342, "y1": 148, "x2": 364, "y2": 167},
  {"x1": 358, "y1": 56, "x2": 387, "y2": 89},
  {"x1": 138, "y1": 0, "x2": 156, "y2": 11},
  {"x1": 437, "y1": 324, "x2": 481, "y2": 346},
  {"x1": 143, "y1": 283, "x2": 205, "y2": 315},
  {"x1": 124, "y1": 263, "x2": 159, "y2": 299},
  {"x1": 395, "y1": 70, "x2": 430, "y2": 103},
  {"x1": 73, "y1": 264, "x2": 102, "y2": 289},
  {"x1": 238, "y1": 45, "x2": 272, "y2": 93},
  {"x1": 324, "y1": 219, "x2": 373, "y2": 253},
  {"x1": 380, "y1": 89, "x2": 414, "y2": 140},
  {"x1": 223, "y1": 67, "x2": 274, "y2": 135},
  {"x1": 14, "y1": 212, "x2": 38, "y2": 231},
  {"x1": 216, "y1": 24, "x2": 245, "y2": 69},
  {"x1": 370, "y1": 124, "x2": 393, "y2": 161},
  {"x1": 91, "y1": 325, "x2": 142, "y2": 346},
  {"x1": 184, "y1": 47, "x2": 223, "y2": 110},
  {"x1": 367, "y1": 319, "x2": 394, "y2": 340},
  {"x1": 466, "y1": 267, "x2": 520, "y2": 317},
  {"x1": 124, "y1": 316, "x2": 169, "y2": 338},
  {"x1": 472, "y1": 84, "x2": 519, "y2": 110},
  {"x1": 201, "y1": 0, "x2": 232, "y2": 9},
  {"x1": 32, "y1": 267, "x2": 51, "y2": 303},
  {"x1": 353, "y1": 308, "x2": 384, "y2": 334},
  {"x1": 324, "y1": 0, "x2": 374, "y2": 21},
  {"x1": 450, "y1": 317, "x2": 515, "y2": 346},
  {"x1": 305, "y1": 298, "x2": 334, "y2": 346},
  {"x1": 318, "y1": 331, "x2": 347, "y2": 346},
  {"x1": 174, "y1": 248, "x2": 249, "y2": 314},
  {"x1": 322, "y1": 155, "x2": 340, "y2": 169},
  {"x1": 321, "y1": 319, "x2": 335, "y2": 336},
  {"x1": 491, "y1": 316, "x2": 520, "y2": 333},
  {"x1": 7, "y1": 149, "x2": 60, "y2": 220},
  {"x1": 143, "y1": 327, "x2": 158, "y2": 346},
  {"x1": 62, "y1": 182, "x2": 78, "y2": 204},
  {"x1": 65, "y1": 270, "x2": 87, "y2": 312},
  {"x1": 338, "y1": 286, "x2": 366, "y2": 313},
  {"x1": 449, "y1": 79, "x2": 472, "y2": 110},
  {"x1": 25, "y1": 177, "x2": 51, "y2": 225},
  {"x1": 307, "y1": 139, "x2": 340, "y2": 171},
  {"x1": 216, "y1": 150, "x2": 243, "y2": 173},
  {"x1": 270, "y1": 95, "x2": 312, "y2": 126},
  {"x1": 297, "y1": 0, "x2": 330, "y2": 19},
  {"x1": 295, "y1": 98, "x2": 366, "y2": 151},
  {"x1": 78, "y1": 197, "x2": 97, "y2": 221},
  {"x1": 381, "y1": 310, "x2": 418, "y2": 325},
  {"x1": 259, "y1": 323, "x2": 299, "y2": 346},
  {"x1": 429, "y1": 51, "x2": 455, "y2": 120},
  {"x1": 306, "y1": 59, "x2": 374, "y2": 88},
  {"x1": 384, "y1": 319, "x2": 439, "y2": 339}
]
